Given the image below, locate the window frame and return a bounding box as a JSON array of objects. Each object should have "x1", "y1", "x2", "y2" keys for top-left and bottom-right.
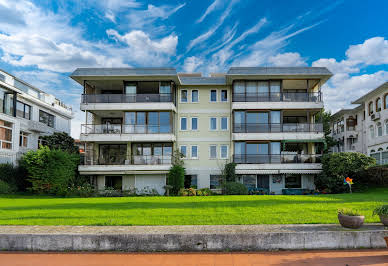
[
  {"x1": 191, "y1": 117, "x2": 198, "y2": 131},
  {"x1": 180, "y1": 89, "x2": 188, "y2": 103},
  {"x1": 180, "y1": 117, "x2": 187, "y2": 131},
  {"x1": 190, "y1": 145, "x2": 198, "y2": 159},
  {"x1": 19, "y1": 131, "x2": 29, "y2": 148},
  {"x1": 210, "y1": 89, "x2": 217, "y2": 102},
  {"x1": 368, "y1": 101, "x2": 374, "y2": 115},
  {"x1": 39, "y1": 110, "x2": 55, "y2": 128},
  {"x1": 210, "y1": 117, "x2": 217, "y2": 131},
  {"x1": 209, "y1": 144, "x2": 217, "y2": 159},
  {"x1": 220, "y1": 144, "x2": 228, "y2": 159},
  {"x1": 16, "y1": 101, "x2": 31, "y2": 120},
  {"x1": 191, "y1": 89, "x2": 199, "y2": 103},
  {"x1": 376, "y1": 97, "x2": 382, "y2": 112},
  {"x1": 180, "y1": 145, "x2": 187, "y2": 159},
  {"x1": 377, "y1": 122, "x2": 383, "y2": 137},
  {"x1": 221, "y1": 89, "x2": 228, "y2": 102},
  {"x1": 220, "y1": 117, "x2": 228, "y2": 131}
]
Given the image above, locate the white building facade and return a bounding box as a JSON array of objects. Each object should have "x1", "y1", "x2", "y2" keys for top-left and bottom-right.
[
  {"x1": 73, "y1": 67, "x2": 332, "y2": 194},
  {"x1": 0, "y1": 69, "x2": 73, "y2": 164},
  {"x1": 330, "y1": 82, "x2": 388, "y2": 164}
]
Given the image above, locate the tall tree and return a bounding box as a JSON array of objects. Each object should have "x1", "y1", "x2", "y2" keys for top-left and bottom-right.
[
  {"x1": 41, "y1": 132, "x2": 79, "y2": 154},
  {"x1": 316, "y1": 109, "x2": 337, "y2": 153}
]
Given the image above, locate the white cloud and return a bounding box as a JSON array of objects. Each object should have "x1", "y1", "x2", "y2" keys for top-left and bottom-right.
[
  {"x1": 346, "y1": 37, "x2": 388, "y2": 65},
  {"x1": 182, "y1": 56, "x2": 204, "y2": 72},
  {"x1": 268, "y1": 52, "x2": 307, "y2": 66},
  {"x1": 196, "y1": 0, "x2": 222, "y2": 23}
]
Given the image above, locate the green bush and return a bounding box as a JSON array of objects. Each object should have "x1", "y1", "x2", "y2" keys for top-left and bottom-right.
[
  {"x1": 178, "y1": 188, "x2": 196, "y2": 196},
  {"x1": 197, "y1": 188, "x2": 212, "y2": 196},
  {"x1": 167, "y1": 165, "x2": 185, "y2": 195},
  {"x1": 315, "y1": 152, "x2": 375, "y2": 193},
  {"x1": 0, "y1": 180, "x2": 14, "y2": 194},
  {"x1": 40, "y1": 132, "x2": 79, "y2": 154},
  {"x1": 22, "y1": 146, "x2": 80, "y2": 195},
  {"x1": 373, "y1": 205, "x2": 388, "y2": 216},
  {"x1": 0, "y1": 163, "x2": 29, "y2": 192},
  {"x1": 224, "y1": 182, "x2": 248, "y2": 195},
  {"x1": 224, "y1": 163, "x2": 237, "y2": 182},
  {"x1": 337, "y1": 208, "x2": 362, "y2": 216}
]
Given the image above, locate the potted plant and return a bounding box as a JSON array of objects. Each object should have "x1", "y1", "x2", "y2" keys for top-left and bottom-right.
[
  {"x1": 373, "y1": 205, "x2": 388, "y2": 226},
  {"x1": 337, "y1": 208, "x2": 365, "y2": 229}
]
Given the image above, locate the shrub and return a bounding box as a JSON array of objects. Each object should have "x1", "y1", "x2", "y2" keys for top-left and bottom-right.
[
  {"x1": 0, "y1": 163, "x2": 29, "y2": 192},
  {"x1": 0, "y1": 180, "x2": 14, "y2": 194},
  {"x1": 61, "y1": 184, "x2": 96, "y2": 197},
  {"x1": 373, "y1": 205, "x2": 388, "y2": 217},
  {"x1": 223, "y1": 182, "x2": 248, "y2": 195},
  {"x1": 22, "y1": 146, "x2": 80, "y2": 195},
  {"x1": 198, "y1": 188, "x2": 212, "y2": 196},
  {"x1": 167, "y1": 165, "x2": 185, "y2": 195},
  {"x1": 337, "y1": 208, "x2": 362, "y2": 216},
  {"x1": 40, "y1": 132, "x2": 79, "y2": 154},
  {"x1": 315, "y1": 152, "x2": 375, "y2": 193},
  {"x1": 224, "y1": 163, "x2": 237, "y2": 182}
]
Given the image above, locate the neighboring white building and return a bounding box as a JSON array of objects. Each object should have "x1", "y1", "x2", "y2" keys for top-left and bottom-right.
[
  {"x1": 330, "y1": 82, "x2": 388, "y2": 164},
  {"x1": 72, "y1": 67, "x2": 332, "y2": 194},
  {"x1": 0, "y1": 69, "x2": 73, "y2": 164}
]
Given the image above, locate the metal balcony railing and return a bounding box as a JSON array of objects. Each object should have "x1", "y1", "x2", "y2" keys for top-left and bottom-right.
[
  {"x1": 81, "y1": 124, "x2": 173, "y2": 134},
  {"x1": 233, "y1": 154, "x2": 322, "y2": 164},
  {"x1": 232, "y1": 92, "x2": 321, "y2": 102},
  {"x1": 81, "y1": 93, "x2": 173, "y2": 103},
  {"x1": 233, "y1": 123, "x2": 323, "y2": 133}
]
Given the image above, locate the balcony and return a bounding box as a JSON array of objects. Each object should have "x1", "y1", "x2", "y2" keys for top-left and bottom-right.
[
  {"x1": 233, "y1": 123, "x2": 323, "y2": 133},
  {"x1": 233, "y1": 154, "x2": 322, "y2": 164},
  {"x1": 80, "y1": 124, "x2": 176, "y2": 142},
  {"x1": 232, "y1": 92, "x2": 321, "y2": 102},
  {"x1": 81, "y1": 93, "x2": 173, "y2": 104},
  {"x1": 84, "y1": 155, "x2": 172, "y2": 165}
]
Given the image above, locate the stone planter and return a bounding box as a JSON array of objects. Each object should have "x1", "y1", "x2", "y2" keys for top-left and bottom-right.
[
  {"x1": 338, "y1": 213, "x2": 364, "y2": 229},
  {"x1": 379, "y1": 215, "x2": 388, "y2": 226}
]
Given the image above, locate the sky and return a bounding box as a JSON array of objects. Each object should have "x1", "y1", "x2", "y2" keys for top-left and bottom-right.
[{"x1": 0, "y1": 0, "x2": 387, "y2": 138}]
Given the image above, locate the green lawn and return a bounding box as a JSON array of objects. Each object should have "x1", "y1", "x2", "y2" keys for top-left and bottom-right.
[{"x1": 0, "y1": 188, "x2": 387, "y2": 226}]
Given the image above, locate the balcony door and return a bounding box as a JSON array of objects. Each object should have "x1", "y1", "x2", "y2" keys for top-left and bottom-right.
[
  {"x1": 99, "y1": 144, "x2": 127, "y2": 165},
  {"x1": 246, "y1": 143, "x2": 269, "y2": 163},
  {"x1": 132, "y1": 143, "x2": 172, "y2": 165},
  {"x1": 246, "y1": 112, "x2": 268, "y2": 132}
]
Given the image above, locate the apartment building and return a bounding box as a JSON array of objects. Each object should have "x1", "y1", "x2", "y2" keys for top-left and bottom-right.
[
  {"x1": 73, "y1": 67, "x2": 332, "y2": 194},
  {"x1": 0, "y1": 69, "x2": 73, "y2": 164}
]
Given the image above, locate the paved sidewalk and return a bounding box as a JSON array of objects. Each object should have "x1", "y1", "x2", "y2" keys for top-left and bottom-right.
[{"x1": 0, "y1": 250, "x2": 387, "y2": 266}]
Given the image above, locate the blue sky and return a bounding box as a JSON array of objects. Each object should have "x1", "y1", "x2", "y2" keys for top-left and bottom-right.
[{"x1": 0, "y1": 0, "x2": 387, "y2": 137}]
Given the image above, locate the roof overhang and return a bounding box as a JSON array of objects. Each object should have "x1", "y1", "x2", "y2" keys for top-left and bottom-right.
[
  {"x1": 70, "y1": 68, "x2": 180, "y2": 85},
  {"x1": 351, "y1": 82, "x2": 388, "y2": 104}
]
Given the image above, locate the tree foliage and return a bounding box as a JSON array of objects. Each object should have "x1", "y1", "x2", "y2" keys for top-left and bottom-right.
[
  {"x1": 0, "y1": 163, "x2": 29, "y2": 192},
  {"x1": 41, "y1": 132, "x2": 79, "y2": 154},
  {"x1": 315, "y1": 152, "x2": 376, "y2": 193},
  {"x1": 167, "y1": 165, "x2": 185, "y2": 195},
  {"x1": 316, "y1": 109, "x2": 337, "y2": 153},
  {"x1": 22, "y1": 146, "x2": 80, "y2": 194}
]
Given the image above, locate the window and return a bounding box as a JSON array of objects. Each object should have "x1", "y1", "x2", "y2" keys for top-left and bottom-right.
[
  {"x1": 221, "y1": 117, "x2": 228, "y2": 130},
  {"x1": 0, "y1": 119, "x2": 12, "y2": 149},
  {"x1": 180, "y1": 145, "x2": 187, "y2": 158},
  {"x1": 221, "y1": 90, "x2": 227, "y2": 102},
  {"x1": 191, "y1": 145, "x2": 198, "y2": 159},
  {"x1": 191, "y1": 90, "x2": 199, "y2": 102},
  {"x1": 210, "y1": 175, "x2": 222, "y2": 189},
  {"x1": 368, "y1": 101, "x2": 373, "y2": 115},
  {"x1": 99, "y1": 144, "x2": 127, "y2": 165},
  {"x1": 16, "y1": 101, "x2": 31, "y2": 120},
  {"x1": 220, "y1": 145, "x2": 228, "y2": 159},
  {"x1": 377, "y1": 122, "x2": 383, "y2": 136},
  {"x1": 191, "y1": 117, "x2": 198, "y2": 130},
  {"x1": 285, "y1": 174, "x2": 301, "y2": 188},
  {"x1": 181, "y1": 90, "x2": 188, "y2": 102},
  {"x1": 184, "y1": 175, "x2": 197, "y2": 188},
  {"x1": 376, "y1": 98, "x2": 382, "y2": 112},
  {"x1": 209, "y1": 145, "x2": 217, "y2": 159},
  {"x1": 210, "y1": 90, "x2": 217, "y2": 102},
  {"x1": 132, "y1": 143, "x2": 172, "y2": 164},
  {"x1": 39, "y1": 110, "x2": 55, "y2": 127},
  {"x1": 19, "y1": 132, "x2": 28, "y2": 148},
  {"x1": 180, "y1": 117, "x2": 187, "y2": 130},
  {"x1": 385, "y1": 94, "x2": 388, "y2": 109},
  {"x1": 210, "y1": 117, "x2": 217, "y2": 130},
  {"x1": 124, "y1": 111, "x2": 171, "y2": 133},
  {"x1": 385, "y1": 120, "x2": 388, "y2": 135},
  {"x1": 370, "y1": 125, "x2": 375, "y2": 139}
]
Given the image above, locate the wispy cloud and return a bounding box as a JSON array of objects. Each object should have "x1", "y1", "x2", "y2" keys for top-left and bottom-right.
[{"x1": 196, "y1": 0, "x2": 222, "y2": 23}]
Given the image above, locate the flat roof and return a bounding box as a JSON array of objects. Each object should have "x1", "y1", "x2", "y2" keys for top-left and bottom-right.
[{"x1": 227, "y1": 67, "x2": 332, "y2": 75}]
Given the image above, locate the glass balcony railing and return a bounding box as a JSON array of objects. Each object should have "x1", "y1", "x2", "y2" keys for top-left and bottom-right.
[
  {"x1": 232, "y1": 92, "x2": 321, "y2": 102},
  {"x1": 81, "y1": 93, "x2": 173, "y2": 103},
  {"x1": 82, "y1": 154, "x2": 172, "y2": 165},
  {"x1": 81, "y1": 124, "x2": 173, "y2": 134},
  {"x1": 233, "y1": 154, "x2": 322, "y2": 164},
  {"x1": 233, "y1": 123, "x2": 323, "y2": 133}
]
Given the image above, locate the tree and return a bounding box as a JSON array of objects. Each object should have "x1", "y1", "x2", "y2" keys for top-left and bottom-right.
[
  {"x1": 22, "y1": 146, "x2": 80, "y2": 194},
  {"x1": 316, "y1": 109, "x2": 337, "y2": 153},
  {"x1": 315, "y1": 152, "x2": 376, "y2": 193},
  {"x1": 41, "y1": 132, "x2": 79, "y2": 154},
  {"x1": 166, "y1": 150, "x2": 185, "y2": 195}
]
